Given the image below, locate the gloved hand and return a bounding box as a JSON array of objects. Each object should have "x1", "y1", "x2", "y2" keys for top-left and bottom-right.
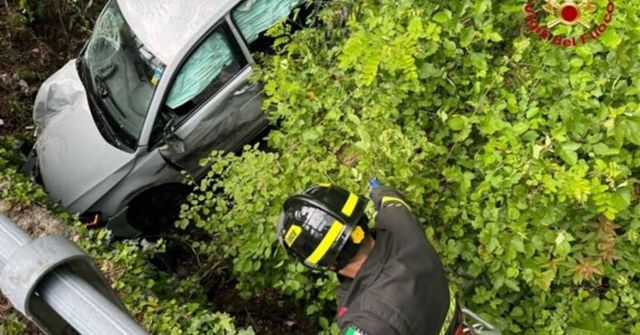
[
  {"x1": 369, "y1": 178, "x2": 392, "y2": 211},
  {"x1": 369, "y1": 178, "x2": 408, "y2": 211}
]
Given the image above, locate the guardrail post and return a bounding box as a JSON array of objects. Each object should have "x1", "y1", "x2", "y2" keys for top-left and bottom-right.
[{"x1": 0, "y1": 213, "x2": 148, "y2": 335}]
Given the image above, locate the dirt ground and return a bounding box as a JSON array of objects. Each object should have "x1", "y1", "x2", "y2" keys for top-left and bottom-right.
[{"x1": 0, "y1": 3, "x2": 91, "y2": 137}]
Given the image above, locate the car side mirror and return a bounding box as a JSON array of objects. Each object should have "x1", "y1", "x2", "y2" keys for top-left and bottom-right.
[{"x1": 162, "y1": 117, "x2": 186, "y2": 155}]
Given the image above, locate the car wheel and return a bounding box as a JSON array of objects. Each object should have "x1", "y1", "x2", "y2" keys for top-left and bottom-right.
[{"x1": 126, "y1": 184, "x2": 190, "y2": 236}]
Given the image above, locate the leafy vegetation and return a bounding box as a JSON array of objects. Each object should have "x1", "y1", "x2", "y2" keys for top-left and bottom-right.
[
  {"x1": 180, "y1": 0, "x2": 640, "y2": 333},
  {"x1": 2, "y1": 0, "x2": 640, "y2": 334},
  {"x1": 0, "y1": 136, "x2": 253, "y2": 334}
]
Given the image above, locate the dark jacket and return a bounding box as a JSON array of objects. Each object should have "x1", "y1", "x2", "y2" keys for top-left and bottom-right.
[{"x1": 336, "y1": 187, "x2": 456, "y2": 335}]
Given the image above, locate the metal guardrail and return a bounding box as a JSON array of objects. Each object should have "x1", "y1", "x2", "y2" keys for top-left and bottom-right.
[
  {"x1": 0, "y1": 213, "x2": 147, "y2": 335},
  {"x1": 462, "y1": 308, "x2": 502, "y2": 335}
]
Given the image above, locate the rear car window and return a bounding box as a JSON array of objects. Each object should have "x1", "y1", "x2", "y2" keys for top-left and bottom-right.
[{"x1": 232, "y1": 0, "x2": 305, "y2": 50}]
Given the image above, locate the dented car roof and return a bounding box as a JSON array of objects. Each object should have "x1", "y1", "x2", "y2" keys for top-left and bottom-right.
[{"x1": 117, "y1": 0, "x2": 238, "y2": 64}]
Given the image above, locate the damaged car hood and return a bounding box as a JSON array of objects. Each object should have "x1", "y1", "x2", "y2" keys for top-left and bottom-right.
[{"x1": 33, "y1": 60, "x2": 136, "y2": 212}]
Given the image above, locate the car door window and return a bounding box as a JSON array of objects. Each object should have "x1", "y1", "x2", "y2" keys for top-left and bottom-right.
[
  {"x1": 232, "y1": 0, "x2": 305, "y2": 52},
  {"x1": 165, "y1": 23, "x2": 247, "y2": 115}
]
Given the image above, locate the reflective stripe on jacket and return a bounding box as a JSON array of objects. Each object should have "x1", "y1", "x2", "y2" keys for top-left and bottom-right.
[{"x1": 337, "y1": 187, "x2": 456, "y2": 335}]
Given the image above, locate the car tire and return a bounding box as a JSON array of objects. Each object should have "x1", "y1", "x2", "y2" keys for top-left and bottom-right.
[{"x1": 126, "y1": 184, "x2": 190, "y2": 236}]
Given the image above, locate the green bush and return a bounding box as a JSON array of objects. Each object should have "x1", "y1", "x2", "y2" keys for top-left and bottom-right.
[
  {"x1": 3, "y1": 0, "x2": 640, "y2": 333},
  {"x1": 0, "y1": 138, "x2": 252, "y2": 335},
  {"x1": 75, "y1": 229, "x2": 255, "y2": 335},
  {"x1": 181, "y1": 0, "x2": 640, "y2": 333}
]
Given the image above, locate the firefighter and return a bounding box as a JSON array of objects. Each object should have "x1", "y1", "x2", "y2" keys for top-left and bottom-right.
[{"x1": 275, "y1": 182, "x2": 463, "y2": 335}]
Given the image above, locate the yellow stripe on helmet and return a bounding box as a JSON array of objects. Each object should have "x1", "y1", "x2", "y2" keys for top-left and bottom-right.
[
  {"x1": 284, "y1": 225, "x2": 302, "y2": 247},
  {"x1": 341, "y1": 193, "x2": 359, "y2": 217},
  {"x1": 306, "y1": 221, "x2": 344, "y2": 265}
]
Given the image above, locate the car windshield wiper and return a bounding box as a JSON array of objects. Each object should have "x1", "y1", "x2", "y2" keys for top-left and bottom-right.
[
  {"x1": 77, "y1": 58, "x2": 128, "y2": 150},
  {"x1": 90, "y1": 72, "x2": 138, "y2": 150},
  {"x1": 93, "y1": 74, "x2": 128, "y2": 120}
]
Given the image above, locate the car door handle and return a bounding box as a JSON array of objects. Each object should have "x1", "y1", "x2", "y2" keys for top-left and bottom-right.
[{"x1": 233, "y1": 84, "x2": 254, "y2": 96}]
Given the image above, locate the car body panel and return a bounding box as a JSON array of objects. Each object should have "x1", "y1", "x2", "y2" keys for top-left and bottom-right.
[
  {"x1": 33, "y1": 60, "x2": 137, "y2": 212},
  {"x1": 90, "y1": 147, "x2": 183, "y2": 237},
  {"x1": 160, "y1": 65, "x2": 265, "y2": 176}
]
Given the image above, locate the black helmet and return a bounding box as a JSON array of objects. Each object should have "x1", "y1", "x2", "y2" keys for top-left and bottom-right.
[{"x1": 276, "y1": 184, "x2": 369, "y2": 270}]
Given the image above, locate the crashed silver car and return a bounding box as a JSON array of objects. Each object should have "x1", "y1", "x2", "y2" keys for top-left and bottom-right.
[{"x1": 27, "y1": 0, "x2": 306, "y2": 237}]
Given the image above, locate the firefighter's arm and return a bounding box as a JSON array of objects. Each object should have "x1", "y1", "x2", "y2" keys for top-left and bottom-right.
[
  {"x1": 369, "y1": 185, "x2": 419, "y2": 233},
  {"x1": 340, "y1": 313, "x2": 400, "y2": 335}
]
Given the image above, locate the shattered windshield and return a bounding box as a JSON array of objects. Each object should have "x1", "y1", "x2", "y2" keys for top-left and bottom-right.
[{"x1": 82, "y1": 0, "x2": 165, "y2": 149}]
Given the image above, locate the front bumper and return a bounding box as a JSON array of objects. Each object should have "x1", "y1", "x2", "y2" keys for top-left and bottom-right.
[{"x1": 20, "y1": 147, "x2": 141, "y2": 238}]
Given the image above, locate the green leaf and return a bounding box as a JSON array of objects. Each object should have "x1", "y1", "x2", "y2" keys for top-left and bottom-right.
[
  {"x1": 487, "y1": 32, "x2": 503, "y2": 42},
  {"x1": 356, "y1": 126, "x2": 372, "y2": 149},
  {"x1": 600, "y1": 300, "x2": 617, "y2": 315},
  {"x1": 555, "y1": 240, "x2": 571, "y2": 258},
  {"x1": 620, "y1": 119, "x2": 640, "y2": 145},
  {"x1": 432, "y1": 10, "x2": 452, "y2": 24},
  {"x1": 301, "y1": 129, "x2": 320, "y2": 141},
  {"x1": 592, "y1": 143, "x2": 619, "y2": 156},
  {"x1": 556, "y1": 143, "x2": 581, "y2": 166},
  {"x1": 448, "y1": 116, "x2": 466, "y2": 131},
  {"x1": 600, "y1": 30, "x2": 622, "y2": 49},
  {"x1": 611, "y1": 188, "x2": 631, "y2": 211},
  {"x1": 460, "y1": 28, "x2": 475, "y2": 47}
]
